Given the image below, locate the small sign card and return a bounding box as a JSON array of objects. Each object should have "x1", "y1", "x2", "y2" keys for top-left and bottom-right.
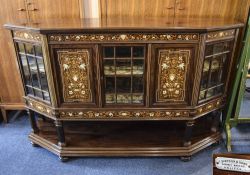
[{"x1": 213, "y1": 154, "x2": 250, "y2": 175}]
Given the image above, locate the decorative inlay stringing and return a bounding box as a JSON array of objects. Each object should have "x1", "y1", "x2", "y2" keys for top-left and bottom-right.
[
  {"x1": 13, "y1": 31, "x2": 42, "y2": 42},
  {"x1": 59, "y1": 110, "x2": 189, "y2": 119},
  {"x1": 49, "y1": 33, "x2": 199, "y2": 42},
  {"x1": 58, "y1": 49, "x2": 92, "y2": 102},
  {"x1": 157, "y1": 49, "x2": 190, "y2": 101},
  {"x1": 207, "y1": 30, "x2": 235, "y2": 40},
  {"x1": 27, "y1": 100, "x2": 52, "y2": 115}
]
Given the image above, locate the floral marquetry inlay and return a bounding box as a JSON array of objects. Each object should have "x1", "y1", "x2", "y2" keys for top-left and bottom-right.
[
  {"x1": 13, "y1": 31, "x2": 42, "y2": 42},
  {"x1": 206, "y1": 30, "x2": 235, "y2": 40},
  {"x1": 157, "y1": 49, "x2": 190, "y2": 101},
  {"x1": 49, "y1": 33, "x2": 199, "y2": 42},
  {"x1": 59, "y1": 110, "x2": 189, "y2": 119},
  {"x1": 58, "y1": 50, "x2": 92, "y2": 102}
]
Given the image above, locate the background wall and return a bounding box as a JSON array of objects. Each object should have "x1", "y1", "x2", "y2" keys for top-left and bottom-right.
[{"x1": 83, "y1": 0, "x2": 99, "y2": 18}]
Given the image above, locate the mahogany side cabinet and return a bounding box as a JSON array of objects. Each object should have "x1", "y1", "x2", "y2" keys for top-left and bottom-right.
[{"x1": 4, "y1": 17, "x2": 244, "y2": 161}]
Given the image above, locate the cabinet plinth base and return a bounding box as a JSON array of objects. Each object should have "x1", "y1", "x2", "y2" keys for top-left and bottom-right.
[{"x1": 29, "y1": 120, "x2": 221, "y2": 159}]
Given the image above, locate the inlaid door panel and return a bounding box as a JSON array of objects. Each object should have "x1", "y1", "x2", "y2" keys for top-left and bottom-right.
[
  {"x1": 51, "y1": 45, "x2": 98, "y2": 107},
  {"x1": 150, "y1": 44, "x2": 196, "y2": 107}
]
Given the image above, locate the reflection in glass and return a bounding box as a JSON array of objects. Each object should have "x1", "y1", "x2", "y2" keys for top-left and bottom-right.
[
  {"x1": 36, "y1": 57, "x2": 45, "y2": 73},
  {"x1": 116, "y1": 77, "x2": 131, "y2": 93},
  {"x1": 105, "y1": 94, "x2": 116, "y2": 104},
  {"x1": 20, "y1": 55, "x2": 31, "y2": 85},
  {"x1": 104, "y1": 60, "x2": 115, "y2": 75},
  {"x1": 205, "y1": 42, "x2": 230, "y2": 56},
  {"x1": 133, "y1": 77, "x2": 143, "y2": 93},
  {"x1": 18, "y1": 43, "x2": 25, "y2": 53},
  {"x1": 206, "y1": 88, "x2": 214, "y2": 98},
  {"x1": 133, "y1": 60, "x2": 144, "y2": 75},
  {"x1": 133, "y1": 46, "x2": 144, "y2": 57},
  {"x1": 25, "y1": 43, "x2": 34, "y2": 55},
  {"x1": 199, "y1": 90, "x2": 206, "y2": 100},
  {"x1": 34, "y1": 89, "x2": 43, "y2": 98},
  {"x1": 132, "y1": 94, "x2": 143, "y2": 103},
  {"x1": 211, "y1": 58, "x2": 220, "y2": 70},
  {"x1": 105, "y1": 77, "x2": 115, "y2": 93},
  {"x1": 200, "y1": 72, "x2": 208, "y2": 90},
  {"x1": 103, "y1": 47, "x2": 114, "y2": 58},
  {"x1": 43, "y1": 92, "x2": 50, "y2": 101},
  {"x1": 26, "y1": 86, "x2": 33, "y2": 95},
  {"x1": 203, "y1": 59, "x2": 210, "y2": 72},
  {"x1": 117, "y1": 94, "x2": 131, "y2": 103},
  {"x1": 27, "y1": 56, "x2": 37, "y2": 72},
  {"x1": 116, "y1": 60, "x2": 131, "y2": 75},
  {"x1": 116, "y1": 46, "x2": 131, "y2": 58},
  {"x1": 40, "y1": 73, "x2": 48, "y2": 91},
  {"x1": 35, "y1": 45, "x2": 43, "y2": 57}
]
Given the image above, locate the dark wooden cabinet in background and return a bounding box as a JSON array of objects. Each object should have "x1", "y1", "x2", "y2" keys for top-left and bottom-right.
[{"x1": 4, "y1": 17, "x2": 243, "y2": 161}]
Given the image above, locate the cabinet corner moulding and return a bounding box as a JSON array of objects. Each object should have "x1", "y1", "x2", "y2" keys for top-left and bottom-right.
[
  {"x1": 157, "y1": 49, "x2": 190, "y2": 102},
  {"x1": 13, "y1": 31, "x2": 42, "y2": 42},
  {"x1": 58, "y1": 49, "x2": 92, "y2": 103},
  {"x1": 49, "y1": 33, "x2": 199, "y2": 42}
]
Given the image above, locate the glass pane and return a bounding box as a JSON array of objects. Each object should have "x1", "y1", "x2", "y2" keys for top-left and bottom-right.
[
  {"x1": 209, "y1": 70, "x2": 220, "y2": 87},
  {"x1": 103, "y1": 47, "x2": 114, "y2": 58},
  {"x1": 203, "y1": 59, "x2": 210, "y2": 72},
  {"x1": 200, "y1": 72, "x2": 209, "y2": 90},
  {"x1": 17, "y1": 43, "x2": 25, "y2": 53},
  {"x1": 36, "y1": 57, "x2": 45, "y2": 73},
  {"x1": 215, "y1": 85, "x2": 223, "y2": 95},
  {"x1": 105, "y1": 77, "x2": 115, "y2": 93},
  {"x1": 199, "y1": 90, "x2": 206, "y2": 100},
  {"x1": 116, "y1": 77, "x2": 131, "y2": 93},
  {"x1": 133, "y1": 60, "x2": 144, "y2": 75},
  {"x1": 105, "y1": 94, "x2": 116, "y2": 104},
  {"x1": 34, "y1": 89, "x2": 43, "y2": 98},
  {"x1": 133, "y1": 46, "x2": 144, "y2": 57},
  {"x1": 25, "y1": 43, "x2": 34, "y2": 55},
  {"x1": 132, "y1": 94, "x2": 143, "y2": 103},
  {"x1": 117, "y1": 94, "x2": 131, "y2": 103},
  {"x1": 205, "y1": 42, "x2": 230, "y2": 56},
  {"x1": 211, "y1": 57, "x2": 221, "y2": 71},
  {"x1": 116, "y1": 60, "x2": 131, "y2": 75},
  {"x1": 43, "y1": 92, "x2": 50, "y2": 102},
  {"x1": 116, "y1": 46, "x2": 131, "y2": 58},
  {"x1": 26, "y1": 86, "x2": 34, "y2": 95},
  {"x1": 206, "y1": 88, "x2": 214, "y2": 98},
  {"x1": 34, "y1": 45, "x2": 43, "y2": 57},
  {"x1": 40, "y1": 72, "x2": 48, "y2": 91},
  {"x1": 20, "y1": 55, "x2": 31, "y2": 85},
  {"x1": 133, "y1": 76, "x2": 143, "y2": 93},
  {"x1": 104, "y1": 60, "x2": 115, "y2": 75},
  {"x1": 27, "y1": 56, "x2": 39, "y2": 88}
]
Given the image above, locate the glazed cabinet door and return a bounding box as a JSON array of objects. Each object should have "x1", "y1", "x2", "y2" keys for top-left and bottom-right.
[
  {"x1": 100, "y1": 45, "x2": 146, "y2": 106},
  {"x1": 51, "y1": 45, "x2": 98, "y2": 107},
  {"x1": 150, "y1": 44, "x2": 196, "y2": 107}
]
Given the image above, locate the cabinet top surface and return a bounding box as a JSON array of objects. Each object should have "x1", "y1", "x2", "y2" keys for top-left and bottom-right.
[{"x1": 4, "y1": 17, "x2": 244, "y2": 33}]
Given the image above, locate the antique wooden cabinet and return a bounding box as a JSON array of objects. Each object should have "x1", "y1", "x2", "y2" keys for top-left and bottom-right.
[{"x1": 5, "y1": 17, "x2": 243, "y2": 161}]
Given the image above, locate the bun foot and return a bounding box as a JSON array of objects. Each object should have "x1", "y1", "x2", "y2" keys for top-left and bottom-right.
[
  {"x1": 31, "y1": 141, "x2": 39, "y2": 147},
  {"x1": 59, "y1": 156, "x2": 69, "y2": 162},
  {"x1": 180, "y1": 156, "x2": 191, "y2": 162}
]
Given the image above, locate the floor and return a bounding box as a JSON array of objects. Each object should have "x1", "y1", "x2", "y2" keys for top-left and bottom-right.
[{"x1": 0, "y1": 112, "x2": 250, "y2": 175}]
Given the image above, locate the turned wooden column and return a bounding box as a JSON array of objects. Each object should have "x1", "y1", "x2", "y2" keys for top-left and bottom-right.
[
  {"x1": 27, "y1": 109, "x2": 39, "y2": 133},
  {"x1": 55, "y1": 120, "x2": 66, "y2": 147},
  {"x1": 183, "y1": 120, "x2": 195, "y2": 147}
]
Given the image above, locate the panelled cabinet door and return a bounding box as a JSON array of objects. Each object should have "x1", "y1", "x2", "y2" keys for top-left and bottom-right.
[
  {"x1": 51, "y1": 45, "x2": 98, "y2": 107},
  {"x1": 150, "y1": 44, "x2": 196, "y2": 107}
]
